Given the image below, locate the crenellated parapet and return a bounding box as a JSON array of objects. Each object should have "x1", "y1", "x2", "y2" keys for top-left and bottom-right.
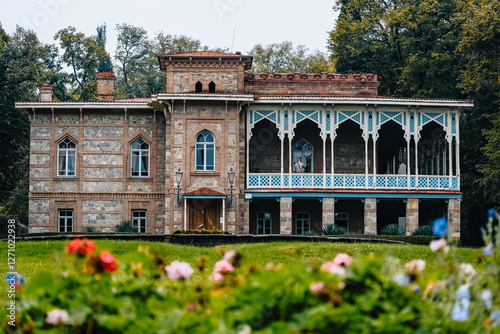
[{"x1": 245, "y1": 72, "x2": 379, "y2": 96}]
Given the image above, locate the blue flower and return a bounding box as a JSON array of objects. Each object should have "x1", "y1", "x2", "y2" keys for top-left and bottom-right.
[
  {"x1": 456, "y1": 284, "x2": 470, "y2": 300},
  {"x1": 483, "y1": 243, "x2": 494, "y2": 257},
  {"x1": 451, "y1": 302, "x2": 470, "y2": 322},
  {"x1": 393, "y1": 273, "x2": 410, "y2": 286},
  {"x1": 488, "y1": 209, "x2": 497, "y2": 220},
  {"x1": 5, "y1": 273, "x2": 25, "y2": 285},
  {"x1": 481, "y1": 290, "x2": 493, "y2": 309},
  {"x1": 452, "y1": 285, "x2": 470, "y2": 322},
  {"x1": 491, "y1": 311, "x2": 500, "y2": 327},
  {"x1": 432, "y1": 217, "x2": 448, "y2": 237}
]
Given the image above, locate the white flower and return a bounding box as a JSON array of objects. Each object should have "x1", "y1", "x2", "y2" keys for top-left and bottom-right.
[
  {"x1": 165, "y1": 261, "x2": 194, "y2": 281},
  {"x1": 404, "y1": 259, "x2": 426, "y2": 273},
  {"x1": 46, "y1": 309, "x2": 69, "y2": 325},
  {"x1": 459, "y1": 263, "x2": 475, "y2": 279}
]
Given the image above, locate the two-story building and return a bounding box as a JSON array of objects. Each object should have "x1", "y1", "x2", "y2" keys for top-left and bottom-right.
[{"x1": 17, "y1": 52, "x2": 473, "y2": 237}]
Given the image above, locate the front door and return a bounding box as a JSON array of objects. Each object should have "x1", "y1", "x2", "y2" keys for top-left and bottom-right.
[{"x1": 190, "y1": 199, "x2": 221, "y2": 230}]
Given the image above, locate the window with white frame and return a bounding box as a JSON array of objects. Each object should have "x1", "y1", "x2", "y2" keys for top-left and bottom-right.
[
  {"x1": 195, "y1": 130, "x2": 215, "y2": 171},
  {"x1": 131, "y1": 138, "x2": 150, "y2": 177},
  {"x1": 257, "y1": 212, "x2": 272, "y2": 235},
  {"x1": 58, "y1": 209, "x2": 73, "y2": 232},
  {"x1": 295, "y1": 212, "x2": 311, "y2": 235},
  {"x1": 132, "y1": 210, "x2": 147, "y2": 233},
  {"x1": 57, "y1": 137, "x2": 76, "y2": 176}
]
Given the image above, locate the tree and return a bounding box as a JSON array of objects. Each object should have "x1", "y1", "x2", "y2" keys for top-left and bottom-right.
[
  {"x1": 114, "y1": 24, "x2": 149, "y2": 98},
  {"x1": 54, "y1": 26, "x2": 108, "y2": 101},
  {"x1": 456, "y1": 0, "x2": 500, "y2": 210},
  {"x1": 248, "y1": 41, "x2": 332, "y2": 73},
  {"x1": 96, "y1": 23, "x2": 113, "y2": 73},
  {"x1": 0, "y1": 26, "x2": 55, "y2": 222},
  {"x1": 328, "y1": 0, "x2": 461, "y2": 98}
]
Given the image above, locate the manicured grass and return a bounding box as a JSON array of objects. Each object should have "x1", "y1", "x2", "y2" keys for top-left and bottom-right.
[{"x1": 1, "y1": 240, "x2": 480, "y2": 297}]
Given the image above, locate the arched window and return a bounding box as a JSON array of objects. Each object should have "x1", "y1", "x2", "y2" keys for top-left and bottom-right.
[
  {"x1": 195, "y1": 81, "x2": 203, "y2": 93},
  {"x1": 131, "y1": 138, "x2": 150, "y2": 177},
  {"x1": 57, "y1": 137, "x2": 76, "y2": 176},
  {"x1": 196, "y1": 130, "x2": 215, "y2": 171},
  {"x1": 209, "y1": 81, "x2": 216, "y2": 93}
]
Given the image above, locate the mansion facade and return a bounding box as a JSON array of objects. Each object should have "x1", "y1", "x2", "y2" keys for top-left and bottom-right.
[{"x1": 18, "y1": 52, "x2": 473, "y2": 237}]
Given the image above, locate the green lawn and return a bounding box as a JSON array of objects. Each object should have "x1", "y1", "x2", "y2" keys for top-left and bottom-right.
[{"x1": 1, "y1": 239, "x2": 480, "y2": 297}]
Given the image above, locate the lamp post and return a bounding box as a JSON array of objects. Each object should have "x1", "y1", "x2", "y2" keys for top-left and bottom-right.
[
  {"x1": 174, "y1": 168, "x2": 183, "y2": 207},
  {"x1": 228, "y1": 167, "x2": 235, "y2": 208}
]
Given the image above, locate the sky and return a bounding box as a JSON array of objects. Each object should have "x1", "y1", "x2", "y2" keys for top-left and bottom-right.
[{"x1": 0, "y1": 0, "x2": 338, "y2": 56}]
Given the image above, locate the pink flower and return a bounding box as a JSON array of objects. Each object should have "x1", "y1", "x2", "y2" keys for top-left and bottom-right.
[
  {"x1": 405, "y1": 259, "x2": 426, "y2": 273},
  {"x1": 165, "y1": 261, "x2": 194, "y2": 281},
  {"x1": 333, "y1": 253, "x2": 352, "y2": 267},
  {"x1": 210, "y1": 271, "x2": 224, "y2": 283},
  {"x1": 430, "y1": 238, "x2": 449, "y2": 253},
  {"x1": 309, "y1": 281, "x2": 325, "y2": 293},
  {"x1": 188, "y1": 304, "x2": 196, "y2": 312},
  {"x1": 214, "y1": 260, "x2": 234, "y2": 273},
  {"x1": 321, "y1": 261, "x2": 346, "y2": 275},
  {"x1": 46, "y1": 309, "x2": 69, "y2": 325}
]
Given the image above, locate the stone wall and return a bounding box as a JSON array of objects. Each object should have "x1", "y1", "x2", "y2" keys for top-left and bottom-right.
[{"x1": 28, "y1": 107, "x2": 165, "y2": 234}]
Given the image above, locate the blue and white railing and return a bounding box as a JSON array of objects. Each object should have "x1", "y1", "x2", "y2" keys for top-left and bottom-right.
[{"x1": 247, "y1": 173, "x2": 459, "y2": 191}]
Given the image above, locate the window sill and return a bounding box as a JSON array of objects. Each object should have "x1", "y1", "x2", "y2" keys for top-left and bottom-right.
[
  {"x1": 54, "y1": 176, "x2": 79, "y2": 180},
  {"x1": 192, "y1": 171, "x2": 220, "y2": 176},
  {"x1": 128, "y1": 177, "x2": 154, "y2": 181}
]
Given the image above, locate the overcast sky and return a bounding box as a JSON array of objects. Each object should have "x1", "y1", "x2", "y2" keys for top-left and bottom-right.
[{"x1": 1, "y1": 0, "x2": 338, "y2": 56}]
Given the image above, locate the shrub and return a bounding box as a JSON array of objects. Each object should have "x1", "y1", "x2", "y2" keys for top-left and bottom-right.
[
  {"x1": 412, "y1": 225, "x2": 434, "y2": 236},
  {"x1": 173, "y1": 229, "x2": 230, "y2": 235},
  {"x1": 322, "y1": 224, "x2": 347, "y2": 235},
  {"x1": 114, "y1": 220, "x2": 137, "y2": 233},
  {"x1": 377, "y1": 235, "x2": 439, "y2": 245},
  {"x1": 381, "y1": 224, "x2": 405, "y2": 235},
  {"x1": 82, "y1": 226, "x2": 96, "y2": 233},
  {"x1": 302, "y1": 230, "x2": 317, "y2": 236},
  {"x1": 0, "y1": 214, "x2": 28, "y2": 238},
  {"x1": 4, "y1": 212, "x2": 500, "y2": 332}
]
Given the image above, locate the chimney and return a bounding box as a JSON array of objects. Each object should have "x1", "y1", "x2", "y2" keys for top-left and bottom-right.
[
  {"x1": 96, "y1": 72, "x2": 115, "y2": 102},
  {"x1": 40, "y1": 84, "x2": 53, "y2": 102}
]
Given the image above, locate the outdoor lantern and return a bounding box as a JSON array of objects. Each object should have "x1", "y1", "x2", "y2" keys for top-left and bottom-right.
[
  {"x1": 228, "y1": 167, "x2": 236, "y2": 208},
  {"x1": 174, "y1": 168, "x2": 183, "y2": 207},
  {"x1": 228, "y1": 167, "x2": 235, "y2": 187}
]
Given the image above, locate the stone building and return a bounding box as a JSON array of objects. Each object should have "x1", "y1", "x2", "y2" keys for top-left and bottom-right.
[{"x1": 17, "y1": 52, "x2": 473, "y2": 237}]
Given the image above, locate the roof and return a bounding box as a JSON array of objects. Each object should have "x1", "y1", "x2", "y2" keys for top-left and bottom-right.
[
  {"x1": 162, "y1": 51, "x2": 246, "y2": 57},
  {"x1": 115, "y1": 98, "x2": 152, "y2": 104},
  {"x1": 158, "y1": 51, "x2": 253, "y2": 71},
  {"x1": 183, "y1": 188, "x2": 227, "y2": 199}
]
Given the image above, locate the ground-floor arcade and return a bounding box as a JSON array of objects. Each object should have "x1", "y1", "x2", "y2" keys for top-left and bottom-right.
[{"x1": 245, "y1": 192, "x2": 461, "y2": 238}]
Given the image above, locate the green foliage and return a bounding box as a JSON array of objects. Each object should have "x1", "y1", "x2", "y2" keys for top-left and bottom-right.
[
  {"x1": 377, "y1": 235, "x2": 439, "y2": 245},
  {"x1": 3, "y1": 223, "x2": 499, "y2": 332},
  {"x1": 381, "y1": 224, "x2": 405, "y2": 235},
  {"x1": 302, "y1": 230, "x2": 317, "y2": 236},
  {"x1": 412, "y1": 225, "x2": 434, "y2": 236},
  {"x1": 114, "y1": 220, "x2": 137, "y2": 233},
  {"x1": 322, "y1": 224, "x2": 348, "y2": 235},
  {"x1": 248, "y1": 41, "x2": 334, "y2": 73},
  {"x1": 54, "y1": 26, "x2": 109, "y2": 101},
  {"x1": 328, "y1": 0, "x2": 462, "y2": 98},
  {"x1": 82, "y1": 226, "x2": 96, "y2": 233},
  {"x1": 0, "y1": 214, "x2": 28, "y2": 238}
]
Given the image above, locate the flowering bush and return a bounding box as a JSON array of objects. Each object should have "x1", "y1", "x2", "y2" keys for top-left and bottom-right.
[{"x1": 2, "y1": 212, "x2": 500, "y2": 333}]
